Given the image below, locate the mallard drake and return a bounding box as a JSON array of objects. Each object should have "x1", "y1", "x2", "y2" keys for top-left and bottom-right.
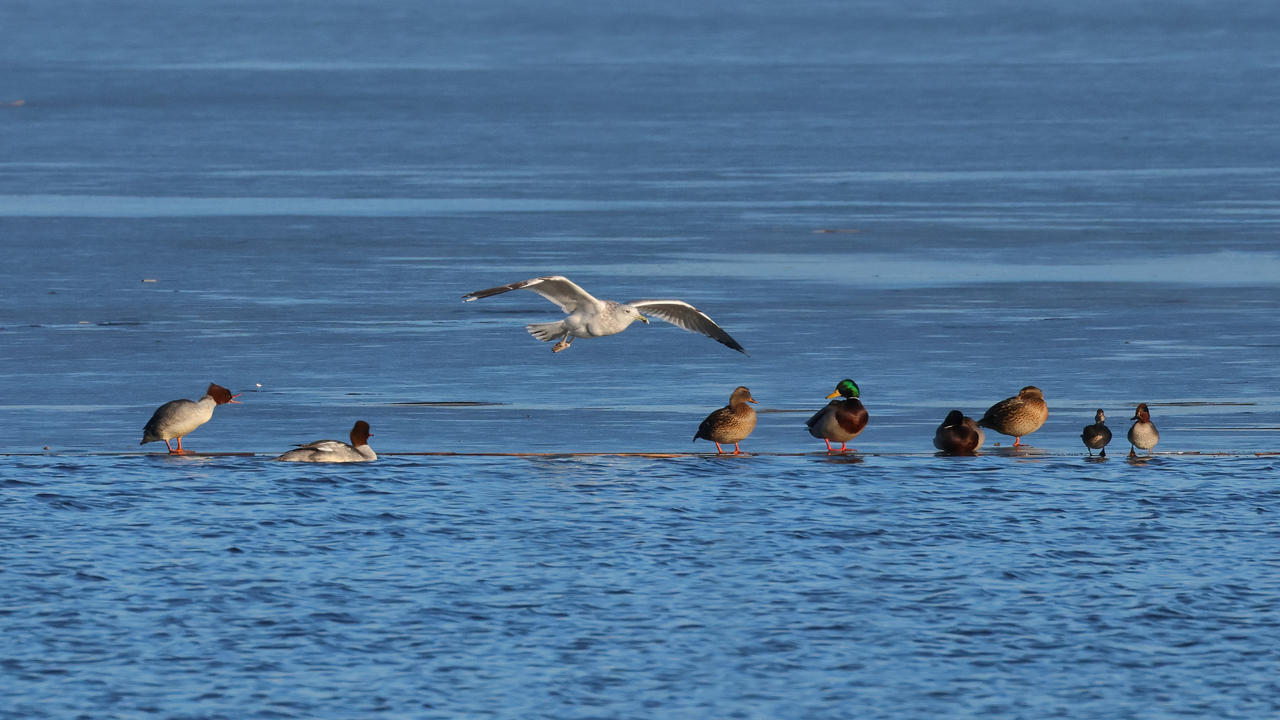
[
  {"x1": 694, "y1": 386, "x2": 758, "y2": 454},
  {"x1": 275, "y1": 421, "x2": 376, "y2": 463},
  {"x1": 806, "y1": 378, "x2": 868, "y2": 453},
  {"x1": 933, "y1": 410, "x2": 984, "y2": 455},
  {"x1": 977, "y1": 386, "x2": 1048, "y2": 446},
  {"x1": 1081, "y1": 409, "x2": 1112, "y2": 457},
  {"x1": 140, "y1": 382, "x2": 241, "y2": 454},
  {"x1": 1127, "y1": 403, "x2": 1159, "y2": 455}
]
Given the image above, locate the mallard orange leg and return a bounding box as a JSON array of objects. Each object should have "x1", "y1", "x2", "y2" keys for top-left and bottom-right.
[{"x1": 824, "y1": 439, "x2": 852, "y2": 453}]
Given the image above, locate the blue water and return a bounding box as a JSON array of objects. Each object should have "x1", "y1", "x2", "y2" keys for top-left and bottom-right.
[{"x1": 4, "y1": 0, "x2": 1280, "y2": 717}]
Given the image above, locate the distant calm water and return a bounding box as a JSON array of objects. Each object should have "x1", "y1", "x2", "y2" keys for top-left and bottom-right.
[{"x1": 3, "y1": 1, "x2": 1280, "y2": 718}]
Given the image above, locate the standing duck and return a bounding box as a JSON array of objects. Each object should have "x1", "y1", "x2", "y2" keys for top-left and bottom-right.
[
  {"x1": 806, "y1": 378, "x2": 868, "y2": 453},
  {"x1": 977, "y1": 386, "x2": 1048, "y2": 446},
  {"x1": 1081, "y1": 409, "x2": 1112, "y2": 457},
  {"x1": 694, "y1": 386, "x2": 758, "y2": 454},
  {"x1": 276, "y1": 420, "x2": 376, "y2": 463},
  {"x1": 140, "y1": 382, "x2": 241, "y2": 454},
  {"x1": 933, "y1": 410, "x2": 985, "y2": 455},
  {"x1": 1127, "y1": 403, "x2": 1159, "y2": 456}
]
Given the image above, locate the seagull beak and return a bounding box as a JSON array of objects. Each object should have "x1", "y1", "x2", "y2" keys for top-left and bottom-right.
[
  {"x1": 825, "y1": 391, "x2": 840, "y2": 399},
  {"x1": 638, "y1": 315, "x2": 649, "y2": 324}
]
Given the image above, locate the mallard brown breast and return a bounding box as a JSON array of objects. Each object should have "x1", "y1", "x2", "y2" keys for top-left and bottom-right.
[{"x1": 805, "y1": 379, "x2": 868, "y2": 453}]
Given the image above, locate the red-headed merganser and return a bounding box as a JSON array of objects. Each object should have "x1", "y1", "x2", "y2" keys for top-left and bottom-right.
[
  {"x1": 140, "y1": 383, "x2": 241, "y2": 454},
  {"x1": 275, "y1": 420, "x2": 376, "y2": 463}
]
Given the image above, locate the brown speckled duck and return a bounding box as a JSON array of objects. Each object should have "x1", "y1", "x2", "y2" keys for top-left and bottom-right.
[
  {"x1": 806, "y1": 378, "x2": 868, "y2": 453},
  {"x1": 694, "y1": 386, "x2": 758, "y2": 454},
  {"x1": 977, "y1": 386, "x2": 1048, "y2": 446},
  {"x1": 1081, "y1": 409, "x2": 1112, "y2": 457},
  {"x1": 1127, "y1": 403, "x2": 1159, "y2": 456},
  {"x1": 933, "y1": 410, "x2": 985, "y2": 455}
]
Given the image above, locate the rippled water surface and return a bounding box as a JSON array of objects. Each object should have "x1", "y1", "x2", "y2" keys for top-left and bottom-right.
[
  {"x1": 6, "y1": 454, "x2": 1280, "y2": 719},
  {"x1": 4, "y1": 0, "x2": 1280, "y2": 717}
]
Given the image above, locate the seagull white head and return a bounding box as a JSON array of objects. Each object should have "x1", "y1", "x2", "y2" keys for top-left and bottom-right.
[{"x1": 622, "y1": 305, "x2": 650, "y2": 325}]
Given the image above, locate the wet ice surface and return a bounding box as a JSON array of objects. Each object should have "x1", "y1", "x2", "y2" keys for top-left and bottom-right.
[
  {"x1": 3, "y1": 221, "x2": 1276, "y2": 456},
  {"x1": 3, "y1": 0, "x2": 1280, "y2": 718}
]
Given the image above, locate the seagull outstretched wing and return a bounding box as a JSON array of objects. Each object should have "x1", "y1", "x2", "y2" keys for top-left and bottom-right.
[
  {"x1": 627, "y1": 299, "x2": 748, "y2": 354},
  {"x1": 462, "y1": 275, "x2": 601, "y2": 314}
]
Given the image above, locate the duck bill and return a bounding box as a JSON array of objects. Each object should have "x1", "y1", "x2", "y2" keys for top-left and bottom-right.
[
  {"x1": 229, "y1": 393, "x2": 243, "y2": 404},
  {"x1": 825, "y1": 391, "x2": 840, "y2": 399}
]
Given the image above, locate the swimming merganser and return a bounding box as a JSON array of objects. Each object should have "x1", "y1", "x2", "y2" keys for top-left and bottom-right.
[{"x1": 275, "y1": 420, "x2": 376, "y2": 463}]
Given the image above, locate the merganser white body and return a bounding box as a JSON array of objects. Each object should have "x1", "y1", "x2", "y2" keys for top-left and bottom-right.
[
  {"x1": 275, "y1": 421, "x2": 376, "y2": 463},
  {"x1": 140, "y1": 383, "x2": 241, "y2": 454}
]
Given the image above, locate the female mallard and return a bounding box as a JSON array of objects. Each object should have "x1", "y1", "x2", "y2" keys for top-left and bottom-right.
[
  {"x1": 1081, "y1": 409, "x2": 1112, "y2": 457},
  {"x1": 1127, "y1": 403, "x2": 1159, "y2": 456},
  {"x1": 977, "y1": 386, "x2": 1048, "y2": 446},
  {"x1": 933, "y1": 410, "x2": 984, "y2": 455},
  {"x1": 694, "y1": 386, "x2": 758, "y2": 454},
  {"x1": 806, "y1": 378, "x2": 868, "y2": 453}
]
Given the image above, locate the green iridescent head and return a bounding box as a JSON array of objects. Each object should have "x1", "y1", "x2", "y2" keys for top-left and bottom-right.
[{"x1": 826, "y1": 378, "x2": 860, "y2": 399}]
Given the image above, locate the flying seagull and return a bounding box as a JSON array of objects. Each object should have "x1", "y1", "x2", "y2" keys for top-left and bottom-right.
[{"x1": 462, "y1": 275, "x2": 747, "y2": 354}]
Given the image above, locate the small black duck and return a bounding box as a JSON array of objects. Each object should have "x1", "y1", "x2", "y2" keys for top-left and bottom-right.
[
  {"x1": 694, "y1": 386, "x2": 758, "y2": 454},
  {"x1": 977, "y1": 386, "x2": 1048, "y2": 446},
  {"x1": 1127, "y1": 403, "x2": 1159, "y2": 456},
  {"x1": 933, "y1": 410, "x2": 984, "y2": 455},
  {"x1": 805, "y1": 378, "x2": 868, "y2": 453},
  {"x1": 1081, "y1": 409, "x2": 1112, "y2": 457}
]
